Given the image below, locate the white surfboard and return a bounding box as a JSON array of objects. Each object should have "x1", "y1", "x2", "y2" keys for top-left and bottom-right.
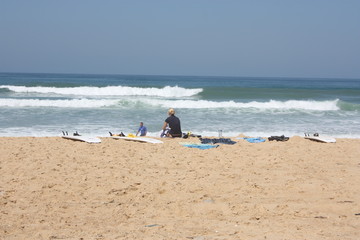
[
  {"x1": 62, "y1": 135, "x2": 102, "y2": 143},
  {"x1": 304, "y1": 134, "x2": 336, "y2": 143},
  {"x1": 112, "y1": 136, "x2": 163, "y2": 144}
]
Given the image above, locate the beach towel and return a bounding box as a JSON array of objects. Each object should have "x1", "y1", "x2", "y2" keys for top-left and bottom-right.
[
  {"x1": 200, "y1": 138, "x2": 237, "y2": 145},
  {"x1": 268, "y1": 135, "x2": 289, "y2": 141},
  {"x1": 179, "y1": 142, "x2": 219, "y2": 150},
  {"x1": 243, "y1": 137, "x2": 266, "y2": 143}
]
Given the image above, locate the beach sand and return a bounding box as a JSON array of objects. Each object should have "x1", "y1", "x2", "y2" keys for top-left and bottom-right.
[{"x1": 1, "y1": 136, "x2": 359, "y2": 240}]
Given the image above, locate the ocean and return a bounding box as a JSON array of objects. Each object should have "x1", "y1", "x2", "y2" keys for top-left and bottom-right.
[{"x1": 0, "y1": 72, "x2": 359, "y2": 138}]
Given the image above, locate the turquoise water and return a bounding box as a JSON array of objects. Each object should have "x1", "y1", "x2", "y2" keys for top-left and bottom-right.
[{"x1": 0, "y1": 72, "x2": 359, "y2": 138}]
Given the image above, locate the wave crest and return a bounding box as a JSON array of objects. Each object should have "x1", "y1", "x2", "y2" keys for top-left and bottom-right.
[
  {"x1": 143, "y1": 99, "x2": 340, "y2": 111},
  {"x1": 0, "y1": 85, "x2": 202, "y2": 97},
  {"x1": 0, "y1": 98, "x2": 342, "y2": 111},
  {"x1": 0, "y1": 98, "x2": 117, "y2": 108}
]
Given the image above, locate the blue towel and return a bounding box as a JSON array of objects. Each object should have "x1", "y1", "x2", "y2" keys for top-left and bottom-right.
[
  {"x1": 182, "y1": 144, "x2": 219, "y2": 150},
  {"x1": 244, "y1": 137, "x2": 266, "y2": 143}
]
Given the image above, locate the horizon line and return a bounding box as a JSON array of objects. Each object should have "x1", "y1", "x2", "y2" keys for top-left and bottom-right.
[{"x1": 1, "y1": 71, "x2": 360, "y2": 81}]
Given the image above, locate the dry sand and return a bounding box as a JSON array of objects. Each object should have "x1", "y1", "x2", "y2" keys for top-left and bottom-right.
[{"x1": 0, "y1": 136, "x2": 359, "y2": 240}]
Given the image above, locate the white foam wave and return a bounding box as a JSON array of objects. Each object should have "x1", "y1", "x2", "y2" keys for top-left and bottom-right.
[
  {"x1": 142, "y1": 99, "x2": 340, "y2": 111},
  {"x1": 0, "y1": 98, "x2": 340, "y2": 111},
  {"x1": 0, "y1": 85, "x2": 202, "y2": 97},
  {"x1": 0, "y1": 98, "x2": 117, "y2": 108}
]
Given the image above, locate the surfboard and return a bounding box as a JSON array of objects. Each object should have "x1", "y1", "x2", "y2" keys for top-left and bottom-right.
[
  {"x1": 304, "y1": 133, "x2": 336, "y2": 143},
  {"x1": 112, "y1": 136, "x2": 163, "y2": 144},
  {"x1": 62, "y1": 135, "x2": 102, "y2": 143}
]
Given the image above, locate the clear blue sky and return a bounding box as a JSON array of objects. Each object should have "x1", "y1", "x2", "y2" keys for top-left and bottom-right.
[{"x1": 1, "y1": 0, "x2": 360, "y2": 78}]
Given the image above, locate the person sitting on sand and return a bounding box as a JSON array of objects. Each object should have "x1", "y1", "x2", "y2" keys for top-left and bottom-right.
[
  {"x1": 136, "y1": 122, "x2": 147, "y2": 136},
  {"x1": 162, "y1": 108, "x2": 182, "y2": 138}
]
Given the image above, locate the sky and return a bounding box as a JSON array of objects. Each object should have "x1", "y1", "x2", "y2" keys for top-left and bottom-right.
[{"x1": 1, "y1": 0, "x2": 360, "y2": 78}]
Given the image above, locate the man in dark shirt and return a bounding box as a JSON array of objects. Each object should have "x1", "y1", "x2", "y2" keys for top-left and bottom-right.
[{"x1": 162, "y1": 108, "x2": 182, "y2": 137}]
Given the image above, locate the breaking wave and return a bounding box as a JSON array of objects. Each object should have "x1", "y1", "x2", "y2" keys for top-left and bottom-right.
[
  {"x1": 0, "y1": 98, "x2": 118, "y2": 108},
  {"x1": 0, "y1": 85, "x2": 203, "y2": 98},
  {"x1": 142, "y1": 99, "x2": 341, "y2": 111},
  {"x1": 0, "y1": 98, "x2": 344, "y2": 111}
]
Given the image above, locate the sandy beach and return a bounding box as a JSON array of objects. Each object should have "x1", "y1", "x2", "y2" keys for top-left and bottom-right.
[{"x1": 1, "y1": 136, "x2": 359, "y2": 240}]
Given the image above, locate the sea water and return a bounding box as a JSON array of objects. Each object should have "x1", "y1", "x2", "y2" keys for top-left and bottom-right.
[{"x1": 0, "y1": 72, "x2": 359, "y2": 138}]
